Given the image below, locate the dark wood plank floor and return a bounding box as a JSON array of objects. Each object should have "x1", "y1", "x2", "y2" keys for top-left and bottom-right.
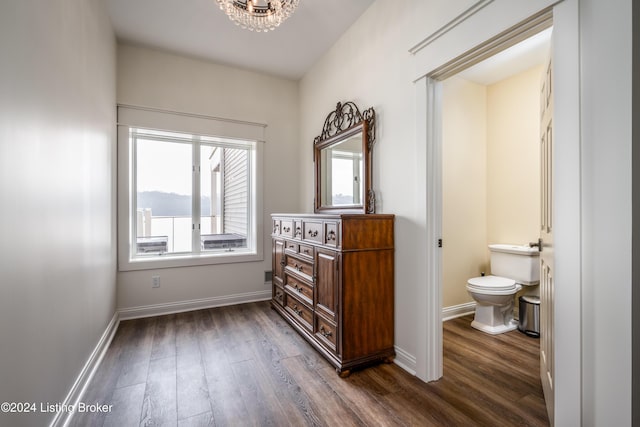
[{"x1": 71, "y1": 302, "x2": 549, "y2": 427}]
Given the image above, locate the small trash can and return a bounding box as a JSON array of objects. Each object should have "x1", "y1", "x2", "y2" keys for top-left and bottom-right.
[{"x1": 518, "y1": 295, "x2": 540, "y2": 337}]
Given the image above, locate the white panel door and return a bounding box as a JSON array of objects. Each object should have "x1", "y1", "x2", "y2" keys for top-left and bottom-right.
[{"x1": 539, "y1": 52, "x2": 554, "y2": 424}]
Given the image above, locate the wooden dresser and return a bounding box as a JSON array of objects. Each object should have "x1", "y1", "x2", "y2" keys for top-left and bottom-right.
[{"x1": 271, "y1": 213, "x2": 394, "y2": 376}]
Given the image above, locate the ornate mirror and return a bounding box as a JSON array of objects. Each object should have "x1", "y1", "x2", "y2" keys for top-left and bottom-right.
[{"x1": 314, "y1": 101, "x2": 375, "y2": 214}]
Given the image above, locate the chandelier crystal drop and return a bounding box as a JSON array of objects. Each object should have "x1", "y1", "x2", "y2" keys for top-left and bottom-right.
[{"x1": 216, "y1": 0, "x2": 300, "y2": 32}]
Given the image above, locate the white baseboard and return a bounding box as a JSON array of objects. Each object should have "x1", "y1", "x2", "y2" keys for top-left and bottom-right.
[
  {"x1": 392, "y1": 303, "x2": 476, "y2": 379},
  {"x1": 55, "y1": 290, "x2": 270, "y2": 424},
  {"x1": 51, "y1": 312, "x2": 120, "y2": 427},
  {"x1": 118, "y1": 289, "x2": 272, "y2": 320},
  {"x1": 442, "y1": 301, "x2": 476, "y2": 321},
  {"x1": 393, "y1": 345, "x2": 417, "y2": 375},
  {"x1": 58, "y1": 289, "x2": 427, "y2": 427}
]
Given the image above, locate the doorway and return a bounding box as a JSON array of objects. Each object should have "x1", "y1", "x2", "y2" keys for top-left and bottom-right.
[
  {"x1": 440, "y1": 28, "x2": 550, "y2": 322},
  {"x1": 411, "y1": 1, "x2": 583, "y2": 423}
]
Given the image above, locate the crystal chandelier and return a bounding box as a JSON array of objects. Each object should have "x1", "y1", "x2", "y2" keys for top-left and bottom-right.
[{"x1": 216, "y1": 0, "x2": 300, "y2": 32}]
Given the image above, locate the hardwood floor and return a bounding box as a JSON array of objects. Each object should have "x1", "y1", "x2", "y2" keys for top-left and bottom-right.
[{"x1": 71, "y1": 302, "x2": 549, "y2": 426}]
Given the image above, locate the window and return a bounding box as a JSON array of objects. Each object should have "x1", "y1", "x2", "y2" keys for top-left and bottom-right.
[{"x1": 117, "y1": 106, "x2": 264, "y2": 270}]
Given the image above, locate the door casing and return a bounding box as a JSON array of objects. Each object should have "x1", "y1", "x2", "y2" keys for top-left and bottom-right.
[{"x1": 411, "y1": 0, "x2": 582, "y2": 424}]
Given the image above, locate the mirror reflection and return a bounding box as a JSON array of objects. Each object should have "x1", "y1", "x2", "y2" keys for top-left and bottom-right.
[
  {"x1": 313, "y1": 101, "x2": 375, "y2": 213},
  {"x1": 319, "y1": 132, "x2": 363, "y2": 207}
]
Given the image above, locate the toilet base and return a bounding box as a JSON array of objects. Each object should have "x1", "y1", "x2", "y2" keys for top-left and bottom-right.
[
  {"x1": 471, "y1": 318, "x2": 519, "y2": 335},
  {"x1": 467, "y1": 289, "x2": 519, "y2": 335}
]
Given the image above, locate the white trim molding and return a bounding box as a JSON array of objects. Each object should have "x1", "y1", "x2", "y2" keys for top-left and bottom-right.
[
  {"x1": 409, "y1": 0, "x2": 495, "y2": 55},
  {"x1": 442, "y1": 302, "x2": 476, "y2": 322},
  {"x1": 117, "y1": 104, "x2": 267, "y2": 142},
  {"x1": 409, "y1": 0, "x2": 558, "y2": 82},
  {"x1": 393, "y1": 346, "x2": 417, "y2": 376},
  {"x1": 118, "y1": 290, "x2": 272, "y2": 320},
  {"x1": 51, "y1": 312, "x2": 120, "y2": 427},
  {"x1": 54, "y1": 290, "x2": 271, "y2": 426}
]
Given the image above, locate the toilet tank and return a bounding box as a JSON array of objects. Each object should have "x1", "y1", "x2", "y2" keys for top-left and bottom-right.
[{"x1": 489, "y1": 244, "x2": 540, "y2": 285}]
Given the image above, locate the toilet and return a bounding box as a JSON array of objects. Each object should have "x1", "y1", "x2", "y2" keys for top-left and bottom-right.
[{"x1": 467, "y1": 244, "x2": 540, "y2": 335}]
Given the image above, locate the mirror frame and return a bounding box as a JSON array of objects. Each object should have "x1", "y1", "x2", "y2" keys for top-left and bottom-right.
[{"x1": 313, "y1": 101, "x2": 376, "y2": 214}]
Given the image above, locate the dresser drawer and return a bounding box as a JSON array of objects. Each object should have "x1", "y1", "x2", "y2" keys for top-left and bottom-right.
[
  {"x1": 285, "y1": 293, "x2": 313, "y2": 332},
  {"x1": 294, "y1": 220, "x2": 303, "y2": 239},
  {"x1": 281, "y1": 220, "x2": 294, "y2": 238},
  {"x1": 303, "y1": 221, "x2": 322, "y2": 243},
  {"x1": 285, "y1": 240, "x2": 298, "y2": 253},
  {"x1": 298, "y1": 243, "x2": 314, "y2": 259},
  {"x1": 324, "y1": 222, "x2": 339, "y2": 247},
  {"x1": 272, "y1": 219, "x2": 281, "y2": 235},
  {"x1": 315, "y1": 315, "x2": 337, "y2": 352},
  {"x1": 285, "y1": 274, "x2": 313, "y2": 305},
  {"x1": 272, "y1": 284, "x2": 285, "y2": 307},
  {"x1": 286, "y1": 255, "x2": 313, "y2": 279}
]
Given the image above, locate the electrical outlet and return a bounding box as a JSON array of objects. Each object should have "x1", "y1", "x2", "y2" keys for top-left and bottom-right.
[{"x1": 152, "y1": 276, "x2": 160, "y2": 288}]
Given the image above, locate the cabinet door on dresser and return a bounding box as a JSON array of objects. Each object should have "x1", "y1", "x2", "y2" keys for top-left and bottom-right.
[
  {"x1": 315, "y1": 248, "x2": 339, "y2": 322},
  {"x1": 273, "y1": 238, "x2": 285, "y2": 285},
  {"x1": 272, "y1": 238, "x2": 285, "y2": 306}
]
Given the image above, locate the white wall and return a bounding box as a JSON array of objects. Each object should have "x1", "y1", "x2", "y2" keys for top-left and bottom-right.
[
  {"x1": 580, "y1": 0, "x2": 632, "y2": 424},
  {"x1": 116, "y1": 45, "x2": 300, "y2": 312},
  {"x1": 0, "y1": 1, "x2": 117, "y2": 426},
  {"x1": 301, "y1": 0, "x2": 633, "y2": 423},
  {"x1": 299, "y1": 0, "x2": 478, "y2": 371}
]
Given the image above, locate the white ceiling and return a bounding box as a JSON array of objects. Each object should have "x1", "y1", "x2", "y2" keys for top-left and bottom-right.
[
  {"x1": 104, "y1": 0, "x2": 376, "y2": 80},
  {"x1": 457, "y1": 28, "x2": 552, "y2": 86}
]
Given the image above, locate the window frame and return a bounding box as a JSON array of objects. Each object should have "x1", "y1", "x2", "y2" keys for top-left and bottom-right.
[{"x1": 117, "y1": 106, "x2": 264, "y2": 271}]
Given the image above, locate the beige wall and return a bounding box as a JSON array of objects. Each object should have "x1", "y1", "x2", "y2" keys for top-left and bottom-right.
[
  {"x1": 0, "y1": 1, "x2": 117, "y2": 426},
  {"x1": 442, "y1": 76, "x2": 488, "y2": 308},
  {"x1": 486, "y1": 65, "x2": 542, "y2": 248},
  {"x1": 441, "y1": 66, "x2": 542, "y2": 309},
  {"x1": 116, "y1": 45, "x2": 300, "y2": 311}
]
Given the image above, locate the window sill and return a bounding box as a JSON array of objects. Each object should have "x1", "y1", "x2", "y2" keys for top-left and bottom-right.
[{"x1": 118, "y1": 250, "x2": 263, "y2": 272}]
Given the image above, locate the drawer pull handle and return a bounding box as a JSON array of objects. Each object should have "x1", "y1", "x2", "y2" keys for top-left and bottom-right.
[
  {"x1": 320, "y1": 326, "x2": 333, "y2": 338},
  {"x1": 293, "y1": 304, "x2": 303, "y2": 316},
  {"x1": 294, "y1": 264, "x2": 303, "y2": 272},
  {"x1": 295, "y1": 285, "x2": 304, "y2": 294},
  {"x1": 307, "y1": 230, "x2": 318, "y2": 237},
  {"x1": 275, "y1": 291, "x2": 283, "y2": 301},
  {"x1": 327, "y1": 230, "x2": 336, "y2": 241},
  {"x1": 283, "y1": 226, "x2": 291, "y2": 233},
  {"x1": 303, "y1": 249, "x2": 310, "y2": 255},
  {"x1": 295, "y1": 227, "x2": 302, "y2": 237}
]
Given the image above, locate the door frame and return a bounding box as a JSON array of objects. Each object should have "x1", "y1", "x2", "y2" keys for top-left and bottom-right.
[{"x1": 411, "y1": 0, "x2": 582, "y2": 424}]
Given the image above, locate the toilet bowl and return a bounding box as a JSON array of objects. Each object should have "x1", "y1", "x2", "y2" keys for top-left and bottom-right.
[
  {"x1": 467, "y1": 244, "x2": 540, "y2": 335},
  {"x1": 467, "y1": 275, "x2": 522, "y2": 334}
]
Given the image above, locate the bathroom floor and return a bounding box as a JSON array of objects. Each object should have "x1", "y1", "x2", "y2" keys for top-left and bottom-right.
[{"x1": 441, "y1": 314, "x2": 549, "y2": 425}]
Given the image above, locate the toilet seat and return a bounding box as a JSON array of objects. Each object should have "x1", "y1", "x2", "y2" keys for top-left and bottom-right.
[{"x1": 467, "y1": 275, "x2": 519, "y2": 295}]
